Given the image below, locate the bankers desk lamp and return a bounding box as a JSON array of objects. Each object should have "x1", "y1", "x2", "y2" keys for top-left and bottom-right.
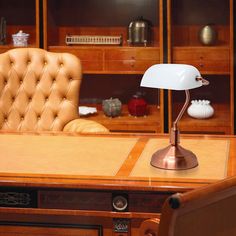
[{"x1": 141, "y1": 64, "x2": 209, "y2": 170}]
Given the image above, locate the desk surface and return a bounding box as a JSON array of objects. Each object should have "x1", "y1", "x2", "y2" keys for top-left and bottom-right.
[
  {"x1": 1, "y1": 131, "x2": 236, "y2": 192},
  {"x1": 0, "y1": 132, "x2": 236, "y2": 236}
]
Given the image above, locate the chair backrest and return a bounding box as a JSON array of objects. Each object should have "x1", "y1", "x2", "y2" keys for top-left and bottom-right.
[
  {"x1": 140, "y1": 175, "x2": 236, "y2": 236},
  {"x1": 0, "y1": 48, "x2": 82, "y2": 131}
]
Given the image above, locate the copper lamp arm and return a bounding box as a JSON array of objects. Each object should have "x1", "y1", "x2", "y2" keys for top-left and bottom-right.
[
  {"x1": 170, "y1": 90, "x2": 190, "y2": 146},
  {"x1": 172, "y1": 76, "x2": 208, "y2": 130},
  {"x1": 172, "y1": 76, "x2": 208, "y2": 128},
  {"x1": 173, "y1": 90, "x2": 190, "y2": 130}
]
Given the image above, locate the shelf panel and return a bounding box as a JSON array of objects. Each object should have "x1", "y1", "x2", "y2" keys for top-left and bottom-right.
[
  {"x1": 171, "y1": 25, "x2": 230, "y2": 47},
  {"x1": 81, "y1": 105, "x2": 161, "y2": 133},
  {"x1": 49, "y1": 46, "x2": 160, "y2": 74},
  {"x1": 0, "y1": 44, "x2": 38, "y2": 54},
  {"x1": 54, "y1": 26, "x2": 160, "y2": 47},
  {"x1": 45, "y1": 0, "x2": 160, "y2": 47},
  {"x1": 172, "y1": 46, "x2": 230, "y2": 75},
  {"x1": 173, "y1": 103, "x2": 231, "y2": 134}
]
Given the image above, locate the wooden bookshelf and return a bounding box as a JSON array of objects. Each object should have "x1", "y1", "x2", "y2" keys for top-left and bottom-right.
[
  {"x1": 167, "y1": 0, "x2": 234, "y2": 134},
  {"x1": 0, "y1": 0, "x2": 40, "y2": 53},
  {"x1": 81, "y1": 105, "x2": 161, "y2": 133}
]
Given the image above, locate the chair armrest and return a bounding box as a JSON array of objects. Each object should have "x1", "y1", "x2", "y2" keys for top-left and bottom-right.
[
  {"x1": 139, "y1": 218, "x2": 160, "y2": 236},
  {"x1": 63, "y1": 118, "x2": 109, "y2": 134}
]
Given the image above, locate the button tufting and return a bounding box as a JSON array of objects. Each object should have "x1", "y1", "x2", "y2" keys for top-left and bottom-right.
[{"x1": 1, "y1": 48, "x2": 82, "y2": 132}]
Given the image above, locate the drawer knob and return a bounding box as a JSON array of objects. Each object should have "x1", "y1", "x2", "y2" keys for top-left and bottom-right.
[{"x1": 112, "y1": 195, "x2": 128, "y2": 211}]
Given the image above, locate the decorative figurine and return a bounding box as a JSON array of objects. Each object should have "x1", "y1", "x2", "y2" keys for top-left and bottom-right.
[
  {"x1": 128, "y1": 92, "x2": 147, "y2": 117},
  {"x1": 12, "y1": 30, "x2": 29, "y2": 47},
  {"x1": 102, "y1": 98, "x2": 122, "y2": 118},
  {"x1": 187, "y1": 100, "x2": 214, "y2": 119},
  {"x1": 127, "y1": 16, "x2": 151, "y2": 46},
  {"x1": 199, "y1": 25, "x2": 217, "y2": 46}
]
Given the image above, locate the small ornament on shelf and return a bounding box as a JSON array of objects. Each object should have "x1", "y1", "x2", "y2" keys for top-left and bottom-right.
[
  {"x1": 12, "y1": 30, "x2": 29, "y2": 47},
  {"x1": 187, "y1": 100, "x2": 214, "y2": 119},
  {"x1": 128, "y1": 91, "x2": 148, "y2": 117},
  {"x1": 102, "y1": 98, "x2": 122, "y2": 118},
  {"x1": 78, "y1": 106, "x2": 97, "y2": 116},
  {"x1": 65, "y1": 35, "x2": 123, "y2": 46},
  {"x1": 127, "y1": 16, "x2": 152, "y2": 47},
  {"x1": 199, "y1": 24, "x2": 217, "y2": 46}
]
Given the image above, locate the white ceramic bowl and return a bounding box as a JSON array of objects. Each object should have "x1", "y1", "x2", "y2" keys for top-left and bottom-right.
[{"x1": 187, "y1": 100, "x2": 214, "y2": 119}]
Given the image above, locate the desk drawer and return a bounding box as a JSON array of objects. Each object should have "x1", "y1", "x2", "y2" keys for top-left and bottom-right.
[
  {"x1": 39, "y1": 190, "x2": 171, "y2": 213},
  {"x1": 104, "y1": 48, "x2": 160, "y2": 73},
  {"x1": 104, "y1": 60, "x2": 158, "y2": 72},
  {"x1": 173, "y1": 60, "x2": 229, "y2": 74},
  {"x1": 0, "y1": 223, "x2": 102, "y2": 236},
  {"x1": 39, "y1": 190, "x2": 112, "y2": 211},
  {"x1": 105, "y1": 48, "x2": 160, "y2": 61},
  {"x1": 129, "y1": 193, "x2": 169, "y2": 213},
  {"x1": 173, "y1": 47, "x2": 229, "y2": 61}
]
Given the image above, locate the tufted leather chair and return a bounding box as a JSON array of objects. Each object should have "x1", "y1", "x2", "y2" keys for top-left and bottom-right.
[{"x1": 0, "y1": 48, "x2": 109, "y2": 133}]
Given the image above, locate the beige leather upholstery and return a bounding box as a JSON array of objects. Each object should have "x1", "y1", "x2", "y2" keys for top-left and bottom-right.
[
  {"x1": 64, "y1": 119, "x2": 110, "y2": 134},
  {"x1": 0, "y1": 48, "x2": 109, "y2": 133}
]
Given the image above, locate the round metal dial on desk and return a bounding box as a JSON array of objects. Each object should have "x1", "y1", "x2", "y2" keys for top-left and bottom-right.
[{"x1": 112, "y1": 195, "x2": 128, "y2": 211}]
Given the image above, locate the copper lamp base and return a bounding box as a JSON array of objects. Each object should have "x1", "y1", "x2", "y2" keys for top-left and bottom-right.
[{"x1": 150, "y1": 144, "x2": 198, "y2": 170}]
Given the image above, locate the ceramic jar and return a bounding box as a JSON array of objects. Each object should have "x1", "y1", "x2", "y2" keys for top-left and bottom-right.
[
  {"x1": 128, "y1": 93, "x2": 147, "y2": 117},
  {"x1": 187, "y1": 100, "x2": 214, "y2": 119},
  {"x1": 102, "y1": 98, "x2": 122, "y2": 117},
  {"x1": 12, "y1": 30, "x2": 29, "y2": 47},
  {"x1": 127, "y1": 16, "x2": 151, "y2": 46}
]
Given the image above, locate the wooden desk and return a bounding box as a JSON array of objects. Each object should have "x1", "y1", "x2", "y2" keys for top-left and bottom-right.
[{"x1": 0, "y1": 132, "x2": 236, "y2": 236}]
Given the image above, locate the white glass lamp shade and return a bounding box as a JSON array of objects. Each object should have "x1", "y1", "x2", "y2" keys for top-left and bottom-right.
[{"x1": 141, "y1": 64, "x2": 203, "y2": 90}]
